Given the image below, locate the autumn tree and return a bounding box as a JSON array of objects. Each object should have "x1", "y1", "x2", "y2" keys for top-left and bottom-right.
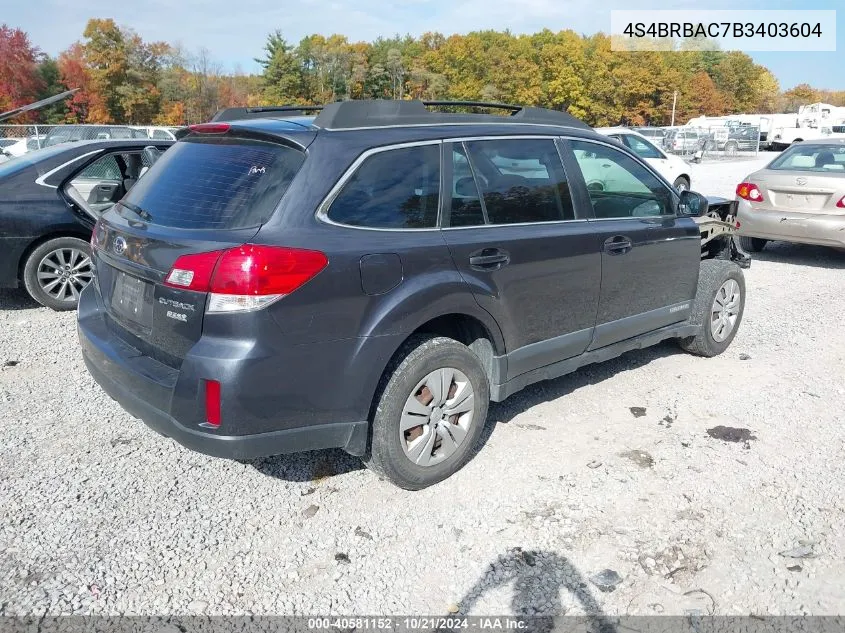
[
  {"x1": 0, "y1": 24, "x2": 44, "y2": 118},
  {"x1": 58, "y1": 43, "x2": 106, "y2": 122},
  {"x1": 10, "y1": 21, "x2": 835, "y2": 127},
  {"x1": 683, "y1": 71, "x2": 728, "y2": 118},
  {"x1": 780, "y1": 84, "x2": 822, "y2": 112}
]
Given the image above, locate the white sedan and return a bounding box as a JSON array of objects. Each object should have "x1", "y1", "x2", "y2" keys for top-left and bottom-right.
[{"x1": 596, "y1": 127, "x2": 693, "y2": 192}]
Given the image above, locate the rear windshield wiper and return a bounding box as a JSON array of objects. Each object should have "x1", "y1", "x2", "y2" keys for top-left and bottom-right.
[{"x1": 119, "y1": 201, "x2": 153, "y2": 222}]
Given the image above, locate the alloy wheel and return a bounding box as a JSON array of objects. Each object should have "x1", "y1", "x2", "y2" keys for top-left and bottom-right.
[{"x1": 36, "y1": 248, "x2": 93, "y2": 303}]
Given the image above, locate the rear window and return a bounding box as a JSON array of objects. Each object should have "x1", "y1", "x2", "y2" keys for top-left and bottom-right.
[
  {"x1": 768, "y1": 144, "x2": 845, "y2": 172},
  {"x1": 121, "y1": 137, "x2": 305, "y2": 229}
]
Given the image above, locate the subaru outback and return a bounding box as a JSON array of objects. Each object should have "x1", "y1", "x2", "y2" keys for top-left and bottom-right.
[{"x1": 78, "y1": 100, "x2": 749, "y2": 490}]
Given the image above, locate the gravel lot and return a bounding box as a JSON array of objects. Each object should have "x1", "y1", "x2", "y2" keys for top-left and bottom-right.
[{"x1": 1, "y1": 154, "x2": 844, "y2": 618}]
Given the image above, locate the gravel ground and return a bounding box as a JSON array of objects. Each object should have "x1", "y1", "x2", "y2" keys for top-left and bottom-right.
[{"x1": 2, "y1": 154, "x2": 844, "y2": 618}]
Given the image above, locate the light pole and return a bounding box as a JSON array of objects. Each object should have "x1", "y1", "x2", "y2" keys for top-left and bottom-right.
[{"x1": 671, "y1": 90, "x2": 678, "y2": 127}]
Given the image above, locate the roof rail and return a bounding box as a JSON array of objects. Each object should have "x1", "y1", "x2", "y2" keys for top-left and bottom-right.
[
  {"x1": 211, "y1": 105, "x2": 324, "y2": 122},
  {"x1": 312, "y1": 100, "x2": 591, "y2": 130},
  {"x1": 209, "y1": 100, "x2": 589, "y2": 130}
]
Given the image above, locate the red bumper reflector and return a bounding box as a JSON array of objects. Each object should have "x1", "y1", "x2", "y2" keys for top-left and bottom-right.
[{"x1": 204, "y1": 379, "x2": 221, "y2": 427}]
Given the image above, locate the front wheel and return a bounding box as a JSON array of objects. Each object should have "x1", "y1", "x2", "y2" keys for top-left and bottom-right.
[
  {"x1": 22, "y1": 237, "x2": 93, "y2": 311},
  {"x1": 678, "y1": 260, "x2": 746, "y2": 357},
  {"x1": 673, "y1": 176, "x2": 690, "y2": 192},
  {"x1": 364, "y1": 335, "x2": 490, "y2": 490}
]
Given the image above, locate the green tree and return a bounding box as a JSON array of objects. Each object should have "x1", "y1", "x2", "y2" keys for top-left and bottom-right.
[
  {"x1": 35, "y1": 56, "x2": 69, "y2": 123},
  {"x1": 256, "y1": 31, "x2": 301, "y2": 103}
]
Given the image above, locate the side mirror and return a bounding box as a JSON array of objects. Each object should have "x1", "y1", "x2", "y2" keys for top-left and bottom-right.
[{"x1": 678, "y1": 190, "x2": 709, "y2": 217}]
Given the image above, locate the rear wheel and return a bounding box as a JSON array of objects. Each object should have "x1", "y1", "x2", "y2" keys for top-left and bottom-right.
[
  {"x1": 739, "y1": 236, "x2": 767, "y2": 253},
  {"x1": 364, "y1": 335, "x2": 489, "y2": 490},
  {"x1": 725, "y1": 141, "x2": 739, "y2": 156},
  {"x1": 22, "y1": 237, "x2": 93, "y2": 311},
  {"x1": 679, "y1": 260, "x2": 745, "y2": 358}
]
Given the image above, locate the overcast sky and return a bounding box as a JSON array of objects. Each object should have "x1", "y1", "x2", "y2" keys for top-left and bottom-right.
[{"x1": 5, "y1": 0, "x2": 843, "y2": 91}]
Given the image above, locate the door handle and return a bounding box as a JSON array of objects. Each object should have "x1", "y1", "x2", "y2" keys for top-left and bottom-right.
[
  {"x1": 603, "y1": 236, "x2": 633, "y2": 255},
  {"x1": 469, "y1": 248, "x2": 510, "y2": 270}
]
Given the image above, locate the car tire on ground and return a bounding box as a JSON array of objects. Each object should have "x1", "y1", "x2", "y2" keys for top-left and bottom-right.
[
  {"x1": 739, "y1": 236, "x2": 767, "y2": 253},
  {"x1": 725, "y1": 141, "x2": 739, "y2": 156},
  {"x1": 22, "y1": 236, "x2": 93, "y2": 311},
  {"x1": 678, "y1": 260, "x2": 746, "y2": 358},
  {"x1": 673, "y1": 176, "x2": 690, "y2": 192},
  {"x1": 364, "y1": 335, "x2": 490, "y2": 490}
]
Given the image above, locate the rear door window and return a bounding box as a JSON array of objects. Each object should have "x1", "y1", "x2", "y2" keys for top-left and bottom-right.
[
  {"x1": 77, "y1": 155, "x2": 122, "y2": 180},
  {"x1": 327, "y1": 144, "x2": 440, "y2": 229},
  {"x1": 449, "y1": 138, "x2": 575, "y2": 226},
  {"x1": 121, "y1": 137, "x2": 305, "y2": 229}
]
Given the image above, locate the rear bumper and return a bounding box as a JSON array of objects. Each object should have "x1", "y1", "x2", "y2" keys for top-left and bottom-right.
[
  {"x1": 78, "y1": 285, "x2": 375, "y2": 459},
  {"x1": 736, "y1": 199, "x2": 845, "y2": 247},
  {"x1": 81, "y1": 341, "x2": 366, "y2": 458}
]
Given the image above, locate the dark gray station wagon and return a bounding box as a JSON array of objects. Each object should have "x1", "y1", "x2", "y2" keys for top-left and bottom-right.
[{"x1": 79, "y1": 100, "x2": 748, "y2": 489}]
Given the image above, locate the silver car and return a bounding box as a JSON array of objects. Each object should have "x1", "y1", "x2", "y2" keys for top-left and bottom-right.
[{"x1": 736, "y1": 139, "x2": 845, "y2": 251}]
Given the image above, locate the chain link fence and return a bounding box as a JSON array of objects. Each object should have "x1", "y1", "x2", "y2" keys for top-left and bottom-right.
[
  {"x1": 0, "y1": 125, "x2": 58, "y2": 156},
  {"x1": 0, "y1": 124, "x2": 176, "y2": 160},
  {"x1": 662, "y1": 125, "x2": 762, "y2": 160}
]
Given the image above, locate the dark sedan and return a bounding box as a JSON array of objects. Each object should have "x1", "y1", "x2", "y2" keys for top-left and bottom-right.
[{"x1": 0, "y1": 139, "x2": 172, "y2": 310}]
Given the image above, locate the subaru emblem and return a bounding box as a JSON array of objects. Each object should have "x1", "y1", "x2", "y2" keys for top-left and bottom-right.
[
  {"x1": 113, "y1": 236, "x2": 127, "y2": 256},
  {"x1": 796, "y1": 177, "x2": 807, "y2": 186}
]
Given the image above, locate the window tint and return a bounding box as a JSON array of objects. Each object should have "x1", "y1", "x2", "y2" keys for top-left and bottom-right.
[
  {"x1": 328, "y1": 144, "x2": 440, "y2": 228},
  {"x1": 123, "y1": 137, "x2": 305, "y2": 229},
  {"x1": 570, "y1": 140, "x2": 674, "y2": 218},
  {"x1": 152, "y1": 129, "x2": 171, "y2": 140},
  {"x1": 621, "y1": 135, "x2": 664, "y2": 159},
  {"x1": 453, "y1": 138, "x2": 574, "y2": 226},
  {"x1": 769, "y1": 144, "x2": 845, "y2": 172},
  {"x1": 449, "y1": 146, "x2": 485, "y2": 227}
]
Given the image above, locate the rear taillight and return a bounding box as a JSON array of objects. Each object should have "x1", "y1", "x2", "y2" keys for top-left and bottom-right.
[
  {"x1": 188, "y1": 123, "x2": 230, "y2": 134},
  {"x1": 165, "y1": 245, "x2": 328, "y2": 313},
  {"x1": 837, "y1": 195, "x2": 845, "y2": 209},
  {"x1": 736, "y1": 182, "x2": 764, "y2": 202},
  {"x1": 165, "y1": 250, "x2": 223, "y2": 292}
]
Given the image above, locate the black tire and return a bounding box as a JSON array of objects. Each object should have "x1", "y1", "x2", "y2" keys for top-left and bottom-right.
[
  {"x1": 364, "y1": 335, "x2": 490, "y2": 490},
  {"x1": 739, "y1": 236, "x2": 767, "y2": 253},
  {"x1": 725, "y1": 141, "x2": 738, "y2": 156},
  {"x1": 673, "y1": 176, "x2": 690, "y2": 192},
  {"x1": 22, "y1": 236, "x2": 93, "y2": 311},
  {"x1": 679, "y1": 260, "x2": 746, "y2": 358}
]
